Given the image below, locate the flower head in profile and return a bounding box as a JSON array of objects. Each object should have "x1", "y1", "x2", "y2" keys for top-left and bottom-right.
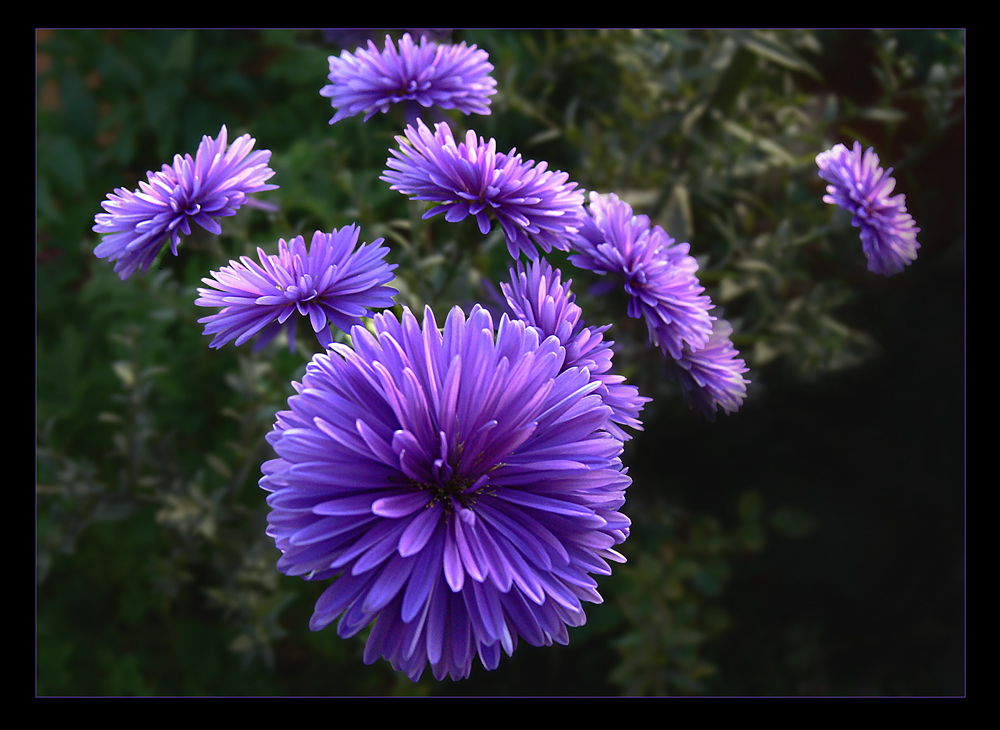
[
  {"x1": 382, "y1": 119, "x2": 585, "y2": 260},
  {"x1": 195, "y1": 226, "x2": 397, "y2": 351},
  {"x1": 816, "y1": 141, "x2": 920, "y2": 276},
  {"x1": 321, "y1": 33, "x2": 496, "y2": 124},
  {"x1": 501, "y1": 258, "x2": 649, "y2": 441},
  {"x1": 261, "y1": 305, "x2": 631, "y2": 681},
  {"x1": 569, "y1": 192, "x2": 714, "y2": 360},
  {"x1": 93, "y1": 125, "x2": 277, "y2": 280},
  {"x1": 667, "y1": 319, "x2": 750, "y2": 422}
]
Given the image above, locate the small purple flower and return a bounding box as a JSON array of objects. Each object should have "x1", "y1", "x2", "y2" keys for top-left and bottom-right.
[
  {"x1": 195, "y1": 226, "x2": 397, "y2": 351},
  {"x1": 668, "y1": 319, "x2": 750, "y2": 421},
  {"x1": 93, "y1": 125, "x2": 277, "y2": 280},
  {"x1": 381, "y1": 119, "x2": 585, "y2": 260},
  {"x1": 816, "y1": 141, "x2": 921, "y2": 276},
  {"x1": 261, "y1": 305, "x2": 631, "y2": 681},
  {"x1": 501, "y1": 258, "x2": 649, "y2": 441},
  {"x1": 321, "y1": 33, "x2": 497, "y2": 124},
  {"x1": 569, "y1": 192, "x2": 715, "y2": 360}
]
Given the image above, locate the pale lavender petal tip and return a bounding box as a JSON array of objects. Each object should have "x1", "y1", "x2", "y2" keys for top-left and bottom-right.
[{"x1": 569, "y1": 192, "x2": 715, "y2": 361}]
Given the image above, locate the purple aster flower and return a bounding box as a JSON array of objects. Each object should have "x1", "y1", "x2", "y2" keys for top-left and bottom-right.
[
  {"x1": 260, "y1": 304, "x2": 631, "y2": 681},
  {"x1": 500, "y1": 258, "x2": 649, "y2": 441},
  {"x1": 93, "y1": 125, "x2": 278, "y2": 280},
  {"x1": 667, "y1": 319, "x2": 749, "y2": 421},
  {"x1": 816, "y1": 141, "x2": 921, "y2": 276},
  {"x1": 321, "y1": 33, "x2": 496, "y2": 124},
  {"x1": 569, "y1": 192, "x2": 715, "y2": 360},
  {"x1": 381, "y1": 119, "x2": 585, "y2": 260},
  {"x1": 195, "y1": 226, "x2": 397, "y2": 351}
]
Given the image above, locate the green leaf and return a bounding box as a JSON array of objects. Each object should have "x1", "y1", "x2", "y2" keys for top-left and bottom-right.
[
  {"x1": 735, "y1": 31, "x2": 822, "y2": 80},
  {"x1": 861, "y1": 107, "x2": 908, "y2": 123},
  {"x1": 164, "y1": 30, "x2": 195, "y2": 72},
  {"x1": 111, "y1": 361, "x2": 135, "y2": 387}
]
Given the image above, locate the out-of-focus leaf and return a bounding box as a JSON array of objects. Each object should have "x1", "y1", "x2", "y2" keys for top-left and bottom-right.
[
  {"x1": 757, "y1": 137, "x2": 795, "y2": 166},
  {"x1": 39, "y1": 133, "x2": 86, "y2": 193},
  {"x1": 861, "y1": 107, "x2": 907, "y2": 123},
  {"x1": 525, "y1": 127, "x2": 562, "y2": 147},
  {"x1": 663, "y1": 183, "x2": 694, "y2": 242},
  {"x1": 720, "y1": 277, "x2": 756, "y2": 302},
  {"x1": 753, "y1": 340, "x2": 781, "y2": 367},
  {"x1": 164, "y1": 31, "x2": 195, "y2": 72},
  {"x1": 738, "y1": 258, "x2": 778, "y2": 274},
  {"x1": 112, "y1": 361, "x2": 135, "y2": 387},
  {"x1": 710, "y1": 45, "x2": 758, "y2": 118},
  {"x1": 206, "y1": 453, "x2": 233, "y2": 481},
  {"x1": 734, "y1": 30, "x2": 822, "y2": 80},
  {"x1": 92, "y1": 500, "x2": 138, "y2": 522}
]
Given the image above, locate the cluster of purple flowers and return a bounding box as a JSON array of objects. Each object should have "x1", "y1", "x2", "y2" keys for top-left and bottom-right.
[
  {"x1": 816, "y1": 141, "x2": 921, "y2": 276},
  {"x1": 500, "y1": 259, "x2": 648, "y2": 441},
  {"x1": 570, "y1": 193, "x2": 749, "y2": 421},
  {"x1": 88, "y1": 31, "x2": 927, "y2": 686}
]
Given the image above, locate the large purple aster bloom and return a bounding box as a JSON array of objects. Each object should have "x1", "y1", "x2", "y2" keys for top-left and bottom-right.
[
  {"x1": 381, "y1": 119, "x2": 585, "y2": 260},
  {"x1": 195, "y1": 226, "x2": 397, "y2": 351},
  {"x1": 261, "y1": 305, "x2": 631, "y2": 681},
  {"x1": 816, "y1": 141, "x2": 920, "y2": 276},
  {"x1": 569, "y1": 192, "x2": 714, "y2": 360},
  {"x1": 321, "y1": 33, "x2": 496, "y2": 124},
  {"x1": 501, "y1": 258, "x2": 649, "y2": 441},
  {"x1": 93, "y1": 125, "x2": 277, "y2": 280},
  {"x1": 667, "y1": 319, "x2": 750, "y2": 421}
]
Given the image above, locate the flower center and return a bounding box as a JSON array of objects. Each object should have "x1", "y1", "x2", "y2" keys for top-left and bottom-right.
[
  {"x1": 416, "y1": 434, "x2": 491, "y2": 512},
  {"x1": 168, "y1": 192, "x2": 202, "y2": 218},
  {"x1": 280, "y1": 274, "x2": 319, "y2": 302}
]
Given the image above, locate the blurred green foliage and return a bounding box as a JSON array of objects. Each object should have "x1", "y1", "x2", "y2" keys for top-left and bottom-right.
[{"x1": 37, "y1": 29, "x2": 964, "y2": 695}]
